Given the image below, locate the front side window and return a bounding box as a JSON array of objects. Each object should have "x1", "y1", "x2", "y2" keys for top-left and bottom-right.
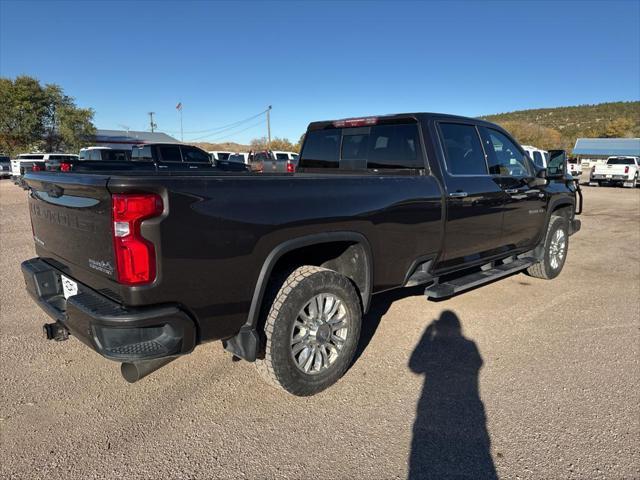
[
  {"x1": 181, "y1": 146, "x2": 210, "y2": 163},
  {"x1": 479, "y1": 127, "x2": 532, "y2": 177},
  {"x1": 439, "y1": 123, "x2": 487, "y2": 175},
  {"x1": 159, "y1": 145, "x2": 181, "y2": 162}
]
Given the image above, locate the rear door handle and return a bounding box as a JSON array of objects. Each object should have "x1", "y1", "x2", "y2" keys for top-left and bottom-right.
[{"x1": 449, "y1": 192, "x2": 468, "y2": 198}]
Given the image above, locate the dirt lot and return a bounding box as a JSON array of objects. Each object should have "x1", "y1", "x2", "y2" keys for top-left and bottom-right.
[{"x1": 0, "y1": 179, "x2": 638, "y2": 479}]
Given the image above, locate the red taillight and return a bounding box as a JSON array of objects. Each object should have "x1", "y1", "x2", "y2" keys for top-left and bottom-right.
[
  {"x1": 32, "y1": 164, "x2": 42, "y2": 172},
  {"x1": 332, "y1": 116, "x2": 378, "y2": 128},
  {"x1": 60, "y1": 162, "x2": 72, "y2": 172},
  {"x1": 111, "y1": 193, "x2": 163, "y2": 285},
  {"x1": 624, "y1": 166, "x2": 629, "y2": 174},
  {"x1": 286, "y1": 161, "x2": 295, "y2": 173}
]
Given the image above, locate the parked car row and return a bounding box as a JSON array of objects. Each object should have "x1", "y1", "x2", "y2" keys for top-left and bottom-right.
[{"x1": 7, "y1": 144, "x2": 305, "y2": 185}]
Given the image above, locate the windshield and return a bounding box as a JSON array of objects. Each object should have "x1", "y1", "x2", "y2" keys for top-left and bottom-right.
[{"x1": 607, "y1": 157, "x2": 635, "y2": 165}]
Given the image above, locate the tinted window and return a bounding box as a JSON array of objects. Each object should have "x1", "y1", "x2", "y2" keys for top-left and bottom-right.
[
  {"x1": 367, "y1": 124, "x2": 423, "y2": 169},
  {"x1": 89, "y1": 150, "x2": 101, "y2": 160},
  {"x1": 341, "y1": 131, "x2": 369, "y2": 170},
  {"x1": 159, "y1": 145, "x2": 181, "y2": 162},
  {"x1": 300, "y1": 129, "x2": 341, "y2": 168},
  {"x1": 218, "y1": 152, "x2": 230, "y2": 161},
  {"x1": 439, "y1": 123, "x2": 487, "y2": 175},
  {"x1": 532, "y1": 151, "x2": 544, "y2": 168},
  {"x1": 19, "y1": 155, "x2": 44, "y2": 160},
  {"x1": 607, "y1": 157, "x2": 635, "y2": 165},
  {"x1": 132, "y1": 146, "x2": 153, "y2": 161},
  {"x1": 102, "y1": 150, "x2": 130, "y2": 161},
  {"x1": 228, "y1": 154, "x2": 245, "y2": 163},
  {"x1": 479, "y1": 127, "x2": 532, "y2": 177},
  {"x1": 275, "y1": 153, "x2": 289, "y2": 160},
  {"x1": 181, "y1": 146, "x2": 210, "y2": 163}
]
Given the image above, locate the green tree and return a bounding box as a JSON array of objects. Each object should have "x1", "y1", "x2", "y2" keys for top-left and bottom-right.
[
  {"x1": 0, "y1": 76, "x2": 95, "y2": 156},
  {"x1": 249, "y1": 136, "x2": 297, "y2": 152}
]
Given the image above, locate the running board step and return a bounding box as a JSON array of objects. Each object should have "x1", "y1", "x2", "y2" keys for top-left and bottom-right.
[{"x1": 425, "y1": 257, "x2": 536, "y2": 299}]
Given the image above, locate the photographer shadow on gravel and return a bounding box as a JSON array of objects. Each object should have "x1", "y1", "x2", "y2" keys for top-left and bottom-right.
[{"x1": 408, "y1": 310, "x2": 497, "y2": 480}]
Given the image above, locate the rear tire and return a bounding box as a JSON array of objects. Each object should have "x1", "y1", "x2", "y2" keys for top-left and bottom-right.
[
  {"x1": 255, "y1": 266, "x2": 362, "y2": 396},
  {"x1": 526, "y1": 216, "x2": 569, "y2": 280}
]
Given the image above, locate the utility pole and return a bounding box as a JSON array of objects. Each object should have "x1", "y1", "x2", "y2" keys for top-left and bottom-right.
[
  {"x1": 266, "y1": 105, "x2": 272, "y2": 150},
  {"x1": 148, "y1": 112, "x2": 157, "y2": 133}
]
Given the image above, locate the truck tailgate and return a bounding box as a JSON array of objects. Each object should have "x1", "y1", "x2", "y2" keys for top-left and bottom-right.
[{"x1": 26, "y1": 174, "x2": 116, "y2": 280}]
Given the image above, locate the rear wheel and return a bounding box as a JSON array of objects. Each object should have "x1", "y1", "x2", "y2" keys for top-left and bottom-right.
[
  {"x1": 526, "y1": 215, "x2": 569, "y2": 280},
  {"x1": 255, "y1": 266, "x2": 362, "y2": 396}
]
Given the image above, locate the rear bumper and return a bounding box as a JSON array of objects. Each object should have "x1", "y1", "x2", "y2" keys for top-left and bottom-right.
[
  {"x1": 21, "y1": 257, "x2": 197, "y2": 362},
  {"x1": 591, "y1": 174, "x2": 631, "y2": 181}
]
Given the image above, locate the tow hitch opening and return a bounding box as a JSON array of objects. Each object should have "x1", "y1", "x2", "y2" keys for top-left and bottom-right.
[{"x1": 43, "y1": 321, "x2": 69, "y2": 341}]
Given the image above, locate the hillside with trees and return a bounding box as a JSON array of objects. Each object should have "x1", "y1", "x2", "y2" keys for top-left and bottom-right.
[{"x1": 481, "y1": 101, "x2": 639, "y2": 152}]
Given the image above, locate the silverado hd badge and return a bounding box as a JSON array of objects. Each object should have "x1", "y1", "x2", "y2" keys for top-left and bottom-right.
[{"x1": 88, "y1": 259, "x2": 114, "y2": 275}]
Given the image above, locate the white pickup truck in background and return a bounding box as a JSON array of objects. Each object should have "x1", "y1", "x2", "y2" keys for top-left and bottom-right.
[{"x1": 589, "y1": 156, "x2": 640, "y2": 188}]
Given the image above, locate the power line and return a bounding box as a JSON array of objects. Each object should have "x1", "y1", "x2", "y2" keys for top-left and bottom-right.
[
  {"x1": 167, "y1": 108, "x2": 270, "y2": 137},
  {"x1": 187, "y1": 118, "x2": 266, "y2": 143}
]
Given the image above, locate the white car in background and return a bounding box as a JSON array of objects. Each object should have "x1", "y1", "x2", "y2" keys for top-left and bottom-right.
[
  {"x1": 522, "y1": 145, "x2": 549, "y2": 169},
  {"x1": 208, "y1": 151, "x2": 233, "y2": 163},
  {"x1": 590, "y1": 156, "x2": 639, "y2": 188},
  {"x1": 567, "y1": 157, "x2": 582, "y2": 177}
]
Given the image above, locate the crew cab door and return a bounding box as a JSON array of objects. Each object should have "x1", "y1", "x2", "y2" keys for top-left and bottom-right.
[
  {"x1": 478, "y1": 127, "x2": 547, "y2": 250},
  {"x1": 436, "y1": 122, "x2": 507, "y2": 268}
]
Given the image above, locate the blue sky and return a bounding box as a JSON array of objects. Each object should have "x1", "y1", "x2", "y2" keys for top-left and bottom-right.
[{"x1": 1, "y1": 0, "x2": 639, "y2": 144}]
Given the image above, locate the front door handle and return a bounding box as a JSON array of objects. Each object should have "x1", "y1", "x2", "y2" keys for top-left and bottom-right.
[
  {"x1": 449, "y1": 191, "x2": 468, "y2": 198},
  {"x1": 504, "y1": 188, "x2": 519, "y2": 194}
]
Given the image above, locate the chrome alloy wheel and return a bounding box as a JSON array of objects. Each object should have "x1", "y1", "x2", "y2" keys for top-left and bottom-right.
[
  {"x1": 290, "y1": 293, "x2": 349, "y2": 375},
  {"x1": 549, "y1": 228, "x2": 566, "y2": 269}
]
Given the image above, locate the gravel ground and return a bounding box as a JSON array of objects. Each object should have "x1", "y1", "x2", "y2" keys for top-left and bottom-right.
[{"x1": 1, "y1": 179, "x2": 639, "y2": 479}]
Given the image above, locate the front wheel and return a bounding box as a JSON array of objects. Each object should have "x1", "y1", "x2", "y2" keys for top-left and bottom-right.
[
  {"x1": 526, "y1": 216, "x2": 569, "y2": 280},
  {"x1": 255, "y1": 266, "x2": 362, "y2": 396}
]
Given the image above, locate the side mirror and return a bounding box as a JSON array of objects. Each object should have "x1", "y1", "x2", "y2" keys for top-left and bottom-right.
[{"x1": 528, "y1": 168, "x2": 548, "y2": 188}]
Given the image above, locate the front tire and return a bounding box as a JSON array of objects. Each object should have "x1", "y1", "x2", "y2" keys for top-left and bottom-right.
[
  {"x1": 526, "y1": 216, "x2": 569, "y2": 280},
  {"x1": 255, "y1": 266, "x2": 362, "y2": 396}
]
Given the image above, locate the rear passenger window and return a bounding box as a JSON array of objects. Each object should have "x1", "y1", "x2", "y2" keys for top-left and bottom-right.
[
  {"x1": 367, "y1": 124, "x2": 423, "y2": 169},
  {"x1": 275, "y1": 153, "x2": 289, "y2": 160},
  {"x1": 159, "y1": 145, "x2": 181, "y2": 162},
  {"x1": 439, "y1": 123, "x2": 487, "y2": 175}
]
